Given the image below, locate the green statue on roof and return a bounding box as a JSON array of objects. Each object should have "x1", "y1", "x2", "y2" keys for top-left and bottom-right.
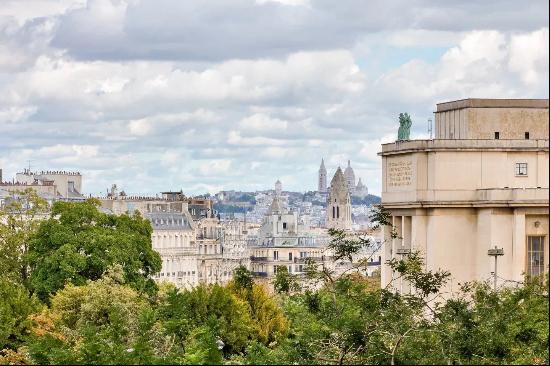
[{"x1": 397, "y1": 112, "x2": 412, "y2": 141}]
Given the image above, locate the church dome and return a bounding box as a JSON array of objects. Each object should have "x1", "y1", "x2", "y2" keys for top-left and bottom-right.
[
  {"x1": 344, "y1": 160, "x2": 356, "y2": 193},
  {"x1": 330, "y1": 167, "x2": 350, "y2": 201}
]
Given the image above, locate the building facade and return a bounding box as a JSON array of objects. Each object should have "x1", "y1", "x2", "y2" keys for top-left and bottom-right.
[
  {"x1": 379, "y1": 98, "x2": 549, "y2": 292},
  {"x1": 1, "y1": 169, "x2": 85, "y2": 202},
  {"x1": 249, "y1": 196, "x2": 332, "y2": 278}
]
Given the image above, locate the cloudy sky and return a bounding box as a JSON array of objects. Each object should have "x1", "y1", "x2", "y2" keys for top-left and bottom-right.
[{"x1": 0, "y1": 0, "x2": 548, "y2": 196}]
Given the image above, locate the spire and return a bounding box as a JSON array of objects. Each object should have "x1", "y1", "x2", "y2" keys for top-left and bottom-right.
[
  {"x1": 269, "y1": 196, "x2": 282, "y2": 214},
  {"x1": 348, "y1": 159, "x2": 351, "y2": 167},
  {"x1": 320, "y1": 158, "x2": 326, "y2": 171}
]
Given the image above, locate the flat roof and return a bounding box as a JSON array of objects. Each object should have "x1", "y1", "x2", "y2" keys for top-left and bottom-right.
[{"x1": 436, "y1": 98, "x2": 549, "y2": 112}]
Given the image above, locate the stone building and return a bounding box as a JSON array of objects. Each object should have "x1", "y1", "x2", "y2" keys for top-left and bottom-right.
[
  {"x1": 318, "y1": 158, "x2": 327, "y2": 193},
  {"x1": 148, "y1": 211, "x2": 197, "y2": 288},
  {"x1": 379, "y1": 98, "x2": 549, "y2": 293},
  {"x1": 326, "y1": 167, "x2": 352, "y2": 230},
  {"x1": 1, "y1": 169, "x2": 85, "y2": 202},
  {"x1": 275, "y1": 180, "x2": 282, "y2": 196},
  {"x1": 355, "y1": 178, "x2": 369, "y2": 198},
  {"x1": 344, "y1": 160, "x2": 356, "y2": 195},
  {"x1": 249, "y1": 196, "x2": 332, "y2": 279}
]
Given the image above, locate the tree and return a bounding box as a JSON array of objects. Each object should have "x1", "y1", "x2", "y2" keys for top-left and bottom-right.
[
  {"x1": 234, "y1": 265, "x2": 253, "y2": 290},
  {"x1": 273, "y1": 266, "x2": 298, "y2": 294},
  {"x1": 26, "y1": 266, "x2": 175, "y2": 365},
  {"x1": 26, "y1": 199, "x2": 161, "y2": 301},
  {"x1": 157, "y1": 283, "x2": 254, "y2": 356},
  {"x1": 0, "y1": 188, "x2": 48, "y2": 286},
  {"x1": 0, "y1": 279, "x2": 41, "y2": 352}
]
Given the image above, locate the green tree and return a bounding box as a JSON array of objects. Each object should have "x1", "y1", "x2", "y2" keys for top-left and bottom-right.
[
  {"x1": 27, "y1": 199, "x2": 161, "y2": 301},
  {"x1": 158, "y1": 283, "x2": 254, "y2": 356},
  {"x1": 273, "y1": 266, "x2": 298, "y2": 294},
  {"x1": 0, "y1": 188, "x2": 48, "y2": 286},
  {"x1": 0, "y1": 279, "x2": 41, "y2": 352},
  {"x1": 26, "y1": 266, "x2": 174, "y2": 365},
  {"x1": 234, "y1": 265, "x2": 253, "y2": 290},
  {"x1": 181, "y1": 326, "x2": 223, "y2": 365}
]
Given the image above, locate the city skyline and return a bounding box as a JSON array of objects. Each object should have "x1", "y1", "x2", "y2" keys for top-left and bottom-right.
[{"x1": 1, "y1": 0, "x2": 548, "y2": 196}]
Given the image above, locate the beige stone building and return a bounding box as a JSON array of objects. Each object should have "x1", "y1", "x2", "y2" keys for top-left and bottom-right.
[
  {"x1": 1, "y1": 169, "x2": 85, "y2": 202},
  {"x1": 379, "y1": 98, "x2": 549, "y2": 292},
  {"x1": 250, "y1": 196, "x2": 332, "y2": 278}
]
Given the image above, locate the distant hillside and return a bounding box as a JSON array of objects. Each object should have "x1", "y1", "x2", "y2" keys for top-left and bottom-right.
[{"x1": 351, "y1": 194, "x2": 381, "y2": 205}]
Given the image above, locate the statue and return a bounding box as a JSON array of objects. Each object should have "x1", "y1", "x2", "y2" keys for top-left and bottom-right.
[{"x1": 397, "y1": 112, "x2": 412, "y2": 141}]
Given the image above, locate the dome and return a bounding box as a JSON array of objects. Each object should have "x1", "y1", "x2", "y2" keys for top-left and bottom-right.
[
  {"x1": 329, "y1": 167, "x2": 350, "y2": 201},
  {"x1": 344, "y1": 160, "x2": 356, "y2": 193}
]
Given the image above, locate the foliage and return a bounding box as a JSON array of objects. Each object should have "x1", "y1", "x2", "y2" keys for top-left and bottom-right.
[
  {"x1": 327, "y1": 228, "x2": 373, "y2": 263},
  {"x1": 157, "y1": 283, "x2": 254, "y2": 355},
  {"x1": 25, "y1": 266, "x2": 174, "y2": 365},
  {"x1": 0, "y1": 200, "x2": 547, "y2": 365},
  {"x1": 233, "y1": 265, "x2": 253, "y2": 290},
  {"x1": 27, "y1": 199, "x2": 161, "y2": 301},
  {"x1": 0, "y1": 279, "x2": 41, "y2": 351},
  {"x1": 273, "y1": 266, "x2": 299, "y2": 294},
  {"x1": 0, "y1": 189, "x2": 49, "y2": 286}
]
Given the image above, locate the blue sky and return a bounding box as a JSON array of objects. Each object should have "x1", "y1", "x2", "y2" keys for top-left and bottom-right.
[{"x1": 0, "y1": 0, "x2": 548, "y2": 196}]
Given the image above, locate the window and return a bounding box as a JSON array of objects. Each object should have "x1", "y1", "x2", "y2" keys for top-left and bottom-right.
[
  {"x1": 273, "y1": 250, "x2": 279, "y2": 260},
  {"x1": 337, "y1": 206, "x2": 340, "y2": 218},
  {"x1": 332, "y1": 206, "x2": 335, "y2": 218},
  {"x1": 527, "y1": 236, "x2": 545, "y2": 277},
  {"x1": 68, "y1": 181, "x2": 75, "y2": 192},
  {"x1": 288, "y1": 252, "x2": 293, "y2": 261},
  {"x1": 525, "y1": 132, "x2": 530, "y2": 140},
  {"x1": 494, "y1": 132, "x2": 499, "y2": 139},
  {"x1": 283, "y1": 222, "x2": 287, "y2": 229},
  {"x1": 515, "y1": 163, "x2": 528, "y2": 176}
]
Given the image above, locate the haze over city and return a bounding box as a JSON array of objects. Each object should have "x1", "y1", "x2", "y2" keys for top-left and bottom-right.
[{"x1": 0, "y1": 0, "x2": 548, "y2": 196}]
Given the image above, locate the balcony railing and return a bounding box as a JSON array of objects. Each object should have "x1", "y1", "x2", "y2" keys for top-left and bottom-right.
[
  {"x1": 253, "y1": 271, "x2": 268, "y2": 277},
  {"x1": 250, "y1": 256, "x2": 269, "y2": 261}
]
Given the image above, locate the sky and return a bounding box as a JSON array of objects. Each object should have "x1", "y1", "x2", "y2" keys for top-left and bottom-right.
[{"x1": 0, "y1": 0, "x2": 548, "y2": 197}]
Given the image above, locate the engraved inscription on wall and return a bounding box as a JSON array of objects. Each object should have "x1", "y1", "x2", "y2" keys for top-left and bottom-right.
[{"x1": 388, "y1": 159, "x2": 413, "y2": 187}]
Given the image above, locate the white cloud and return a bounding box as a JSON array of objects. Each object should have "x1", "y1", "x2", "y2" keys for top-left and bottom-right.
[
  {"x1": 509, "y1": 28, "x2": 549, "y2": 85},
  {"x1": 0, "y1": 2, "x2": 547, "y2": 197}
]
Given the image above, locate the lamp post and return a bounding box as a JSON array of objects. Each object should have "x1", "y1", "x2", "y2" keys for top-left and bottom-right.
[
  {"x1": 487, "y1": 246, "x2": 504, "y2": 290},
  {"x1": 396, "y1": 247, "x2": 411, "y2": 293}
]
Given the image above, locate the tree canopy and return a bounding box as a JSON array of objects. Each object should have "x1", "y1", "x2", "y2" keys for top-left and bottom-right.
[{"x1": 26, "y1": 199, "x2": 161, "y2": 301}]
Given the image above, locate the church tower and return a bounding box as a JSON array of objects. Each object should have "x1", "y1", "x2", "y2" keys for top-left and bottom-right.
[
  {"x1": 318, "y1": 158, "x2": 327, "y2": 193},
  {"x1": 326, "y1": 167, "x2": 352, "y2": 230},
  {"x1": 344, "y1": 160, "x2": 356, "y2": 195}
]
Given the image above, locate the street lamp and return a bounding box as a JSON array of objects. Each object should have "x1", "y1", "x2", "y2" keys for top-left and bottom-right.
[
  {"x1": 487, "y1": 246, "x2": 504, "y2": 290},
  {"x1": 395, "y1": 247, "x2": 411, "y2": 293}
]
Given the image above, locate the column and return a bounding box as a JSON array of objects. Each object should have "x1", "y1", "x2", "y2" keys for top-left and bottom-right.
[{"x1": 512, "y1": 210, "x2": 526, "y2": 282}]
